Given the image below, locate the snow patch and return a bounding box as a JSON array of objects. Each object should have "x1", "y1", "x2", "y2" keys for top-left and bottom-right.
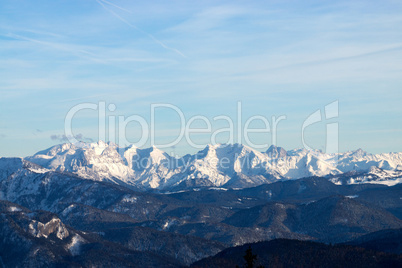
[
  {"x1": 68, "y1": 234, "x2": 86, "y2": 256},
  {"x1": 61, "y1": 204, "x2": 76, "y2": 217},
  {"x1": 27, "y1": 166, "x2": 49, "y2": 174},
  {"x1": 8, "y1": 206, "x2": 21, "y2": 212},
  {"x1": 121, "y1": 195, "x2": 138, "y2": 203},
  {"x1": 28, "y1": 218, "x2": 69, "y2": 240}
]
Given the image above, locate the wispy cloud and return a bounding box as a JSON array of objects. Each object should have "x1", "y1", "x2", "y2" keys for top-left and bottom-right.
[
  {"x1": 95, "y1": 0, "x2": 186, "y2": 58},
  {"x1": 2, "y1": 30, "x2": 175, "y2": 65},
  {"x1": 6, "y1": 33, "x2": 106, "y2": 63},
  {"x1": 166, "y1": 5, "x2": 252, "y2": 33},
  {"x1": 0, "y1": 26, "x2": 64, "y2": 39},
  {"x1": 31, "y1": 129, "x2": 43, "y2": 136},
  {"x1": 98, "y1": 0, "x2": 133, "y2": 13},
  {"x1": 50, "y1": 134, "x2": 93, "y2": 143}
]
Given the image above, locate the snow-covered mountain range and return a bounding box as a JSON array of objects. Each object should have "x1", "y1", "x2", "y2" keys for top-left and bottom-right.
[
  {"x1": 1, "y1": 142, "x2": 402, "y2": 266},
  {"x1": 8, "y1": 141, "x2": 400, "y2": 190}
]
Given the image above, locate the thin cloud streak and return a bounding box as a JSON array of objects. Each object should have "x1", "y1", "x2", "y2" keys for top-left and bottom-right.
[
  {"x1": 4, "y1": 32, "x2": 173, "y2": 68},
  {"x1": 50, "y1": 133, "x2": 93, "y2": 143},
  {"x1": 0, "y1": 26, "x2": 64, "y2": 38},
  {"x1": 6, "y1": 33, "x2": 107, "y2": 64},
  {"x1": 232, "y1": 44, "x2": 402, "y2": 80},
  {"x1": 99, "y1": 0, "x2": 133, "y2": 13},
  {"x1": 96, "y1": 0, "x2": 187, "y2": 58}
]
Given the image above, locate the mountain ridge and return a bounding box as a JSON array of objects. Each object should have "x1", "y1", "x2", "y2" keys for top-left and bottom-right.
[
  {"x1": 20, "y1": 142, "x2": 402, "y2": 191},
  {"x1": 0, "y1": 156, "x2": 401, "y2": 265}
]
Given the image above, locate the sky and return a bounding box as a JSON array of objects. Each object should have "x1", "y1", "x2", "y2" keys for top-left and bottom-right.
[{"x1": 0, "y1": 0, "x2": 402, "y2": 157}]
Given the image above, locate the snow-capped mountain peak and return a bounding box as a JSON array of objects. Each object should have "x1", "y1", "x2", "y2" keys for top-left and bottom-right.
[
  {"x1": 266, "y1": 145, "x2": 287, "y2": 158},
  {"x1": 21, "y1": 142, "x2": 402, "y2": 190}
]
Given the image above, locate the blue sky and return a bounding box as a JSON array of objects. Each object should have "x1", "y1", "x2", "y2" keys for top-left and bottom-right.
[{"x1": 1, "y1": 0, "x2": 402, "y2": 157}]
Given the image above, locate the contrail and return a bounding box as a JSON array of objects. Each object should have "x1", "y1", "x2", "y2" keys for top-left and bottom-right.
[
  {"x1": 96, "y1": 0, "x2": 186, "y2": 58},
  {"x1": 98, "y1": 0, "x2": 133, "y2": 13},
  {"x1": 7, "y1": 33, "x2": 107, "y2": 63}
]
